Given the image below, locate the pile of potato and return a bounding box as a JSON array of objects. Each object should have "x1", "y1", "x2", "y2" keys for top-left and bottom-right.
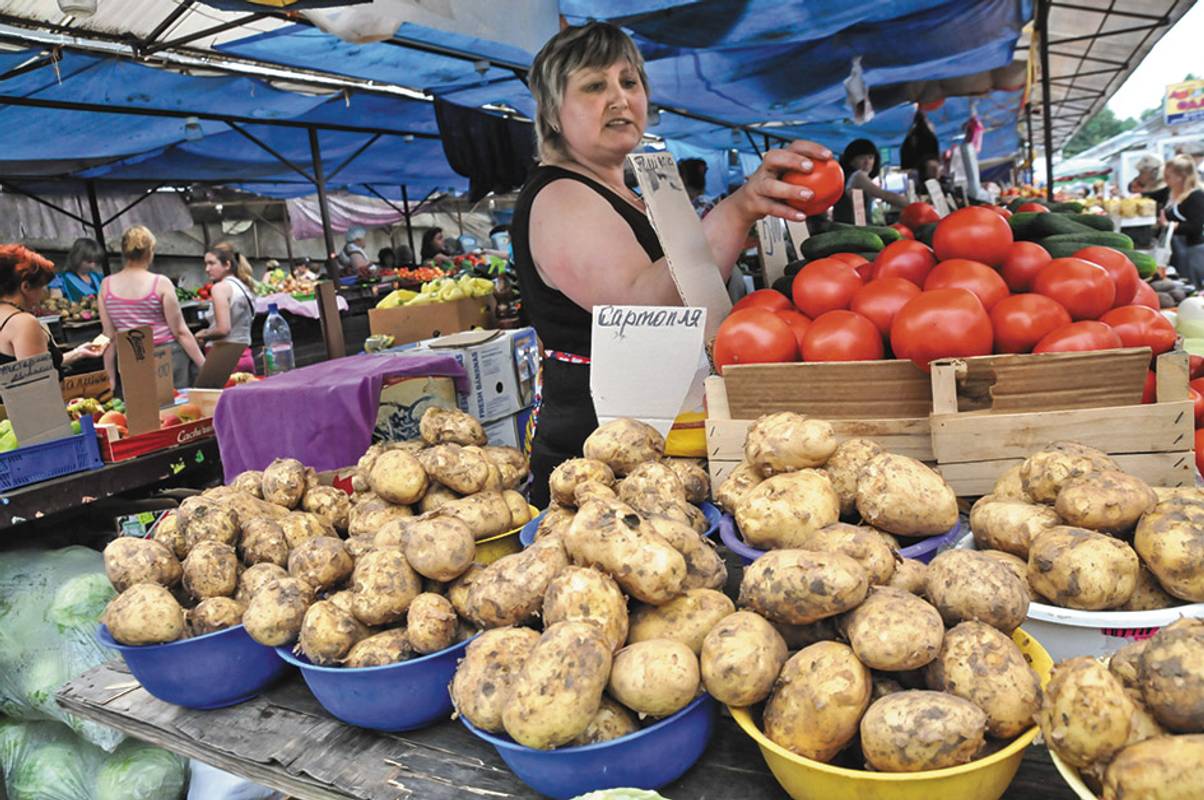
[
  {"x1": 971, "y1": 441, "x2": 1204, "y2": 610},
  {"x1": 101, "y1": 407, "x2": 535, "y2": 671},
  {"x1": 1040, "y1": 619, "x2": 1204, "y2": 798}
]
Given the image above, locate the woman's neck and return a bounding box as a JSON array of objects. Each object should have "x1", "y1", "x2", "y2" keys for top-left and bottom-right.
[
  {"x1": 556, "y1": 151, "x2": 626, "y2": 189},
  {"x1": 0, "y1": 295, "x2": 26, "y2": 310}
]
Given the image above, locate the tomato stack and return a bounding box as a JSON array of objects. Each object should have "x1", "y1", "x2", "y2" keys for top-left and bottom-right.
[{"x1": 714, "y1": 206, "x2": 1177, "y2": 377}]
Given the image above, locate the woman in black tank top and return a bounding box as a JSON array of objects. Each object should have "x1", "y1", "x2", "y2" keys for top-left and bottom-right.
[{"x1": 518, "y1": 23, "x2": 832, "y2": 506}]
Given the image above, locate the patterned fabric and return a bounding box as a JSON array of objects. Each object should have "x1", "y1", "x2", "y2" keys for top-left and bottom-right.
[{"x1": 103, "y1": 275, "x2": 173, "y2": 345}]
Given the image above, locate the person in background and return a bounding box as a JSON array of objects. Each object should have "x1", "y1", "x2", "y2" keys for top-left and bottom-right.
[
  {"x1": 291, "y1": 258, "x2": 318, "y2": 282},
  {"x1": 49, "y1": 238, "x2": 104, "y2": 303},
  {"x1": 378, "y1": 247, "x2": 396, "y2": 269},
  {"x1": 678, "y1": 158, "x2": 713, "y2": 217},
  {"x1": 833, "y1": 139, "x2": 907, "y2": 224},
  {"x1": 99, "y1": 226, "x2": 204, "y2": 390},
  {"x1": 1162, "y1": 154, "x2": 1204, "y2": 286},
  {"x1": 337, "y1": 226, "x2": 372, "y2": 276},
  {"x1": 395, "y1": 244, "x2": 415, "y2": 266},
  {"x1": 421, "y1": 227, "x2": 455, "y2": 266},
  {"x1": 1129, "y1": 154, "x2": 1165, "y2": 197},
  {"x1": 196, "y1": 243, "x2": 257, "y2": 374},
  {"x1": 0, "y1": 245, "x2": 105, "y2": 376}
]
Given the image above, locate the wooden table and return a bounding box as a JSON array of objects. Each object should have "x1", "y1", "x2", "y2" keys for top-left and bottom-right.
[{"x1": 58, "y1": 661, "x2": 1078, "y2": 800}]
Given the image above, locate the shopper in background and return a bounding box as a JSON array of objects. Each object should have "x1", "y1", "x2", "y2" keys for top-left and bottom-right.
[
  {"x1": 196, "y1": 242, "x2": 256, "y2": 374},
  {"x1": 513, "y1": 21, "x2": 830, "y2": 506},
  {"x1": 291, "y1": 258, "x2": 318, "y2": 282},
  {"x1": 1129, "y1": 154, "x2": 1165, "y2": 197},
  {"x1": 337, "y1": 226, "x2": 372, "y2": 276},
  {"x1": 421, "y1": 227, "x2": 455, "y2": 266},
  {"x1": 833, "y1": 138, "x2": 908, "y2": 224},
  {"x1": 677, "y1": 158, "x2": 713, "y2": 217},
  {"x1": 98, "y1": 226, "x2": 204, "y2": 390},
  {"x1": 49, "y1": 238, "x2": 104, "y2": 303},
  {"x1": 0, "y1": 245, "x2": 105, "y2": 375},
  {"x1": 1163, "y1": 154, "x2": 1204, "y2": 286},
  {"x1": 378, "y1": 247, "x2": 396, "y2": 269}
]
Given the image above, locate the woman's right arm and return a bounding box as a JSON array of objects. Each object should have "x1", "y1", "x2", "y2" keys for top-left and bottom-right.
[
  {"x1": 198, "y1": 283, "x2": 232, "y2": 340},
  {"x1": 160, "y1": 281, "x2": 206, "y2": 367}
]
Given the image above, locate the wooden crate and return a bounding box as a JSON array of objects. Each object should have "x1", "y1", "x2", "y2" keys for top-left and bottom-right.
[{"x1": 929, "y1": 348, "x2": 1194, "y2": 495}]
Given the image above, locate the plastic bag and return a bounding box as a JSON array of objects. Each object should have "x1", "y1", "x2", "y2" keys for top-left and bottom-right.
[
  {"x1": 187, "y1": 761, "x2": 281, "y2": 800},
  {"x1": 0, "y1": 548, "x2": 119, "y2": 751},
  {"x1": 0, "y1": 720, "x2": 186, "y2": 800}
]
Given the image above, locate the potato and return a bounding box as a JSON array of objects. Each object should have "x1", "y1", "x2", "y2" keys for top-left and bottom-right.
[
  {"x1": 856, "y1": 453, "x2": 958, "y2": 536},
  {"x1": 643, "y1": 517, "x2": 726, "y2": 591},
  {"x1": 772, "y1": 619, "x2": 839, "y2": 649},
  {"x1": 886, "y1": 558, "x2": 928, "y2": 595},
  {"x1": 419, "y1": 406, "x2": 486, "y2": 446},
  {"x1": 288, "y1": 536, "x2": 353, "y2": 592},
  {"x1": 926, "y1": 549, "x2": 1029, "y2": 632},
  {"x1": 744, "y1": 412, "x2": 836, "y2": 476},
  {"x1": 343, "y1": 535, "x2": 375, "y2": 560},
  {"x1": 823, "y1": 438, "x2": 883, "y2": 517},
  {"x1": 534, "y1": 505, "x2": 576, "y2": 542},
  {"x1": 464, "y1": 447, "x2": 505, "y2": 492},
  {"x1": 715, "y1": 462, "x2": 762, "y2": 513},
  {"x1": 482, "y1": 445, "x2": 530, "y2": 482},
  {"x1": 239, "y1": 518, "x2": 289, "y2": 568},
  {"x1": 451, "y1": 626, "x2": 541, "y2": 732},
  {"x1": 543, "y1": 567, "x2": 629, "y2": 652},
  {"x1": 860, "y1": 691, "x2": 987, "y2": 772},
  {"x1": 344, "y1": 628, "x2": 413, "y2": 668},
  {"x1": 1120, "y1": 566, "x2": 1182, "y2": 611},
  {"x1": 402, "y1": 516, "x2": 475, "y2": 582},
  {"x1": 301, "y1": 485, "x2": 352, "y2": 532},
  {"x1": 1109, "y1": 639, "x2": 1147, "y2": 689},
  {"x1": 970, "y1": 496, "x2": 1060, "y2": 558},
  {"x1": 564, "y1": 500, "x2": 687, "y2": 605},
  {"x1": 570, "y1": 696, "x2": 640, "y2": 746},
  {"x1": 465, "y1": 537, "x2": 568, "y2": 628},
  {"x1": 549, "y1": 458, "x2": 616, "y2": 507},
  {"x1": 104, "y1": 537, "x2": 182, "y2": 592},
  {"x1": 802, "y1": 523, "x2": 896, "y2": 586},
  {"x1": 1027, "y1": 526, "x2": 1139, "y2": 610},
  {"x1": 583, "y1": 418, "x2": 665, "y2": 477},
  {"x1": 299, "y1": 600, "x2": 368, "y2": 665},
  {"x1": 230, "y1": 470, "x2": 264, "y2": 498},
  {"x1": 735, "y1": 470, "x2": 840, "y2": 549},
  {"x1": 1152, "y1": 486, "x2": 1204, "y2": 504},
  {"x1": 235, "y1": 563, "x2": 288, "y2": 603},
  {"x1": 1039, "y1": 656, "x2": 1135, "y2": 767},
  {"x1": 406, "y1": 592, "x2": 457, "y2": 654},
  {"x1": 664, "y1": 459, "x2": 710, "y2": 505},
  {"x1": 371, "y1": 517, "x2": 410, "y2": 549},
  {"x1": 347, "y1": 548, "x2": 421, "y2": 626},
  {"x1": 1103, "y1": 735, "x2": 1204, "y2": 800},
  {"x1": 420, "y1": 443, "x2": 491, "y2": 496},
  {"x1": 1138, "y1": 621, "x2": 1204, "y2": 732},
  {"x1": 104, "y1": 583, "x2": 185, "y2": 645},
  {"x1": 1055, "y1": 470, "x2": 1157, "y2": 535},
  {"x1": 348, "y1": 497, "x2": 413, "y2": 538},
  {"x1": 182, "y1": 541, "x2": 239, "y2": 600},
  {"x1": 242, "y1": 576, "x2": 314, "y2": 646},
  {"x1": 738, "y1": 549, "x2": 868, "y2": 626},
  {"x1": 151, "y1": 512, "x2": 187, "y2": 560},
  {"x1": 978, "y1": 549, "x2": 1035, "y2": 600},
  {"x1": 503, "y1": 491, "x2": 532, "y2": 528},
  {"x1": 438, "y1": 491, "x2": 515, "y2": 540},
  {"x1": 446, "y1": 562, "x2": 486, "y2": 619},
  {"x1": 178, "y1": 497, "x2": 240, "y2": 550},
  {"x1": 764, "y1": 641, "x2": 871, "y2": 762},
  {"x1": 1134, "y1": 499, "x2": 1204, "y2": 602},
  {"x1": 841, "y1": 586, "x2": 943, "y2": 671},
  {"x1": 609, "y1": 639, "x2": 700, "y2": 718},
  {"x1": 206, "y1": 486, "x2": 290, "y2": 523},
  {"x1": 628, "y1": 589, "x2": 734, "y2": 654},
  {"x1": 418, "y1": 482, "x2": 460, "y2": 514},
  {"x1": 991, "y1": 463, "x2": 1031, "y2": 501},
  {"x1": 261, "y1": 458, "x2": 308, "y2": 508},
  {"x1": 1124, "y1": 689, "x2": 1169, "y2": 745},
  {"x1": 503, "y1": 621, "x2": 613, "y2": 749},
  {"x1": 618, "y1": 461, "x2": 687, "y2": 507},
  {"x1": 188, "y1": 597, "x2": 245, "y2": 636},
  {"x1": 367, "y1": 450, "x2": 429, "y2": 505},
  {"x1": 279, "y1": 512, "x2": 337, "y2": 551},
  {"x1": 1020, "y1": 442, "x2": 1119, "y2": 505},
  {"x1": 924, "y1": 621, "x2": 1041, "y2": 738},
  {"x1": 700, "y1": 611, "x2": 787, "y2": 707}
]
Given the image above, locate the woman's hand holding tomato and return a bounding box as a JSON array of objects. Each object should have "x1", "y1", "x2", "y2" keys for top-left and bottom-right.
[{"x1": 781, "y1": 158, "x2": 845, "y2": 217}]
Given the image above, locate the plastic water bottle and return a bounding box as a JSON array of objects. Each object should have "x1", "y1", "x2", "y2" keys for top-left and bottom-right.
[{"x1": 262, "y1": 303, "x2": 295, "y2": 375}]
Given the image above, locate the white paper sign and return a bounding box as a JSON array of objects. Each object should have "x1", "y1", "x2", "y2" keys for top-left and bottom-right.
[
  {"x1": 627, "y1": 153, "x2": 732, "y2": 339},
  {"x1": 0, "y1": 353, "x2": 72, "y2": 446},
  {"x1": 851, "y1": 188, "x2": 867, "y2": 226},
  {"x1": 925, "y1": 179, "x2": 951, "y2": 217},
  {"x1": 590, "y1": 305, "x2": 708, "y2": 436},
  {"x1": 756, "y1": 217, "x2": 790, "y2": 287},
  {"x1": 906, "y1": 178, "x2": 918, "y2": 204}
]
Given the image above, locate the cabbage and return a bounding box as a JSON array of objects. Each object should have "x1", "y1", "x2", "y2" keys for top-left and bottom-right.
[
  {"x1": 8, "y1": 742, "x2": 90, "y2": 800},
  {"x1": 46, "y1": 574, "x2": 114, "y2": 631},
  {"x1": 95, "y1": 740, "x2": 187, "y2": 800}
]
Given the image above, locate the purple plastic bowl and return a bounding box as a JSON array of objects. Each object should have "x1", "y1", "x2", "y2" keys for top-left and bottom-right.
[{"x1": 718, "y1": 513, "x2": 962, "y2": 566}]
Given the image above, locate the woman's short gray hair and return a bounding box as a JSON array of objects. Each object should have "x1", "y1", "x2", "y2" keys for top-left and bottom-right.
[
  {"x1": 1135, "y1": 154, "x2": 1163, "y2": 173},
  {"x1": 529, "y1": 21, "x2": 649, "y2": 162}
]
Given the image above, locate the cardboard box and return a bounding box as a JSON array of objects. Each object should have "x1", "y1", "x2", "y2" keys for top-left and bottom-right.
[
  {"x1": 61, "y1": 370, "x2": 112, "y2": 403},
  {"x1": 368, "y1": 296, "x2": 496, "y2": 346},
  {"x1": 406, "y1": 328, "x2": 538, "y2": 423},
  {"x1": 374, "y1": 374, "x2": 458, "y2": 442},
  {"x1": 100, "y1": 417, "x2": 215, "y2": 462},
  {"x1": 483, "y1": 407, "x2": 534, "y2": 450}
]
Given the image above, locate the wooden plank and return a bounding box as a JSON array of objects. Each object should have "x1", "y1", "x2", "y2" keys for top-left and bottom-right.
[
  {"x1": 707, "y1": 417, "x2": 934, "y2": 463},
  {"x1": 1156, "y1": 349, "x2": 1189, "y2": 402},
  {"x1": 723, "y1": 360, "x2": 932, "y2": 420},
  {"x1": 708, "y1": 459, "x2": 740, "y2": 495},
  {"x1": 931, "y1": 401, "x2": 1193, "y2": 462},
  {"x1": 317, "y1": 281, "x2": 347, "y2": 360},
  {"x1": 939, "y1": 451, "x2": 1195, "y2": 497}
]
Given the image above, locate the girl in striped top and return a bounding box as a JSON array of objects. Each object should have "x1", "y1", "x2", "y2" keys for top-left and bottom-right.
[{"x1": 99, "y1": 226, "x2": 205, "y2": 390}]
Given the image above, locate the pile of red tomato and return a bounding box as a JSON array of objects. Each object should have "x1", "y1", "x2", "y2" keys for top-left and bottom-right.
[{"x1": 714, "y1": 205, "x2": 1176, "y2": 379}]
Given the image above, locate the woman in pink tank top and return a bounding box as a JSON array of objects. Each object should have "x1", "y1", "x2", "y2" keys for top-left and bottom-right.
[{"x1": 99, "y1": 226, "x2": 205, "y2": 390}]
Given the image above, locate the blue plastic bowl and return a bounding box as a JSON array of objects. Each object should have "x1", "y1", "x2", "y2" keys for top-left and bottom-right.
[
  {"x1": 275, "y1": 637, "x2": 471, "y2": 731},
  {"x1": 97, "y1": 623, "x2": 290, "y2": 710},
  {"x1": 519, "y1": 501, "x2": 722, "y2": 548},
  {"x1": 462, "y1": 694, "x2": 716, "y2": 799},
  {"x1": 719, "y1": 513, "x2": 963, "y2": 566}
]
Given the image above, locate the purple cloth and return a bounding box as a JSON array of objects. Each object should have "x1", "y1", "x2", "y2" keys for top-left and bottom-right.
[{"x1": 214, "y1": 353, "x2": 468, "y2": 480}]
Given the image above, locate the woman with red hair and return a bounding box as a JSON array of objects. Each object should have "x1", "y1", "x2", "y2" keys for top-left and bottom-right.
[{"x1": 0, "y1": 245, "x2": 106, "y2": 374}]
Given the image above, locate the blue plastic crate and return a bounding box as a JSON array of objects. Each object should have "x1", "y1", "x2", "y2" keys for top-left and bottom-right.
[{"x1": 0, "y1": 416, "x2": 104, "y2": 492}]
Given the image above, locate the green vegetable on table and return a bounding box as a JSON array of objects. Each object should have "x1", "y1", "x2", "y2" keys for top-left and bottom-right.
[{"x1": 0, "y1": 420, "x2": 18, "y2": 452}]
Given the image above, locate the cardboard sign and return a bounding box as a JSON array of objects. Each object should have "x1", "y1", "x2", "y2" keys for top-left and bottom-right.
[
  {"x1": 906, "y1": 178, "x2": 918, "y2": 204},
  {"x1": 0, "y1": 353, "x2": 72, "y2": 446},
  {"x1": 755, "y1": 217, "x2": 791, "y2": 287},
  {"x1": 627, "y1": 152, "x2": 732, "y2": 339},
  {"x1": 153, "y1": 346, "x2": 174, "y2": 406},
  {"x1": 60, "y1": 369, "x2": 111, "y2": 403},
  {"x1": 194, "y1": 341, "x2": 247, "y2": 390},
  {"x1": 925, "y1": 179, "x2": 951, "y2": 217},
  {"x1": 784, "y1": 219, "x2": 809, "y2": 261},
  {"x1": 117, "y1": 327, "x2": 161, "y2": 436},
  {"x1": 590, "y1": 305, "x2": 708, "y2": 436},
  {"x1": 851, "y1": 188, "x2": 867, "y2": 226}
]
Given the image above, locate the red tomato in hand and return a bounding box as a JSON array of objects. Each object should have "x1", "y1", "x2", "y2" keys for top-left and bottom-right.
[
  {"x1": 1131, "y1": 280, "x2": 1160, "y2": 310},
  {"x1": 933, "y1": 206, "x2": 1014, "y2": 267},
  {"x1": 872, "y1": 240, "x2": 937, "y2": 287},
  {"x1": 801, "y1": 310, "x2": 884, "y2": 362},
  {"x1": 733, "y1": 288, "x2": 793, "y2": 313},
  {"x1": 791, "y1": 258, "x2": 863, "y2": 318},
  {"x1": 773, "y1": 309, "x2": 812, "y2": 354},
  {"x1": 990, "y1": 294, "x2": 1073, "y2": 353},
  {"x1": 890, "y1": 223, "x2": 915, "y2": 240},
  {"x1": 1001, "y1": 241, "x2": 1052, "y2": 293},
  {"x1": 1016, "y1": 202, "x2": 1049, "y2": 213},
  {"x1": 1098, "y1": 305, "x2": 1177, "y2": 355},
  {"x1": 1032, "y1": 258, "x2": 1116, "y2": 320},
  {"x1": 850, "y1": 277, "x2": 921, "y2": 337},
  {"x1": 1142, "y1": 369, "x2": 1157, "y2": 403},
  {"x1": 782, "y1": 159, "x2": 845, "y2": 216},
  {"x1": 1074, "y1": 246, "x2": 1140, "y2": 307},
  {"x1": 923, "y1": 258, "x2": 1010, "y2": 311},
  {"x1": 900, "y1": 202, "x2": 940, "y2": 230},
  {"x1": 712, "y1": 309, "x2": 798, "y2": 372},
  {"x1": 1033, "y1": 321, "x2": 1123, "y2": 354},
  {"x1": 890, "y1": 288, "x2": 994, "y2": 372}
]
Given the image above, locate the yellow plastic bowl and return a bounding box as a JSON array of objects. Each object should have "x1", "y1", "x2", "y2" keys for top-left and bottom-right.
[
  {"x1": 1048, "y1": 751, "x2": 1099, "y2": 800},
  {"x1": 473, "y1": 505, "x2": 539, "y2": 565},
  {"x1": 665, "y1": 410, "x2": 707, "y2": 458},
  {"x1": 730, "y1": 628, "x2": 1053, "y2": 800}
]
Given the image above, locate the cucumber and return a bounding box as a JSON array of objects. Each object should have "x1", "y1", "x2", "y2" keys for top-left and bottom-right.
[
  {"x1": 784, "y1": 259, "x2": 806, "y2": 277},
  {"x1": 1032, "y1": 213, "x2": 1097, "y2": 238},
  {"x1": 1048, "y1": 201, "x2": 1085, "y2": 214},
  {"x1": 801, "y1": 229, "x2": 885, "y2": 260},
  {"x1": 914, "y1": 222, "x2": 937, "y2": 247},
  {"x1": 1009, "y1": 212, "x2": 1046, "y2": 241},
  {"x1": 771, "y1": 275, "x2": 793, "y2": 297},
  {"x1": 854, "y1": 251, "x2": 881, "y2": 262},
  {"x1": 1007, "y1": 197, "x2": 1048, "y2": 213},
  {"x1": 830, "y1": 221, "x2": 902, "y2": 244},
  {"x1": 1042, "y1": 231, "x2": 1135, "y2": 249},
  {"x1": 1038, "y1": 241, "x2": 1157, "y2": 276},
  {"x1": 1063, "y1": 214, "x2": 1115, "y2": 232}
]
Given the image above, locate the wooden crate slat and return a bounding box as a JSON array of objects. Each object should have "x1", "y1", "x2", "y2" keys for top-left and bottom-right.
[
  {"x1": 938, "y1": 451, "x2": 1195, "y2": 497},
  {"x1": 707, "y1": 417, "x2": 934, "y2": 463},
  {"x1": 723, "y1": 360, "x2": 932, "y2": 419}
]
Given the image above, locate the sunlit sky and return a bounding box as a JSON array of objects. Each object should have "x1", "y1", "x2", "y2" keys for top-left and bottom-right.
[{"x1": 1106, "y1": 2, "x2": 1203, "y2": 120}]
